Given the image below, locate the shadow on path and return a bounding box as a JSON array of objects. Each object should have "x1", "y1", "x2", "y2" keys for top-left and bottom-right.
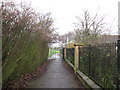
[{"x1": 28, "y1": 54, "x2": 86, "y2": 88}]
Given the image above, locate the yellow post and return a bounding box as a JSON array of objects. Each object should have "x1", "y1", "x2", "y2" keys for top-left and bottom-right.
[
  {"x1": 64, "y1": 48, "x2": 66, "y2": 59},
  {"x1": 74, "y1": 46, "x2": 79, "y2": 73}
]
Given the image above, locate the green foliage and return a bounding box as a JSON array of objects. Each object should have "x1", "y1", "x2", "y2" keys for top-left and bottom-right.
[{"x1": 2, "y1": 1, "x2": 54, "y2": 87}]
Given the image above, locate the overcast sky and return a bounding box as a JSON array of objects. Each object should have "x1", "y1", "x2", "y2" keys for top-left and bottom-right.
[{"x1": 14, "y1": 0, "x2": 119, "y2": 35}]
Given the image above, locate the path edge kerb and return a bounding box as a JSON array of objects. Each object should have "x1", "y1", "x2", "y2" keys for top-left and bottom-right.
[
  {"x1": 65, "y1": 58, "x2": 102, "y2": 90},
  {"x1": 76, "y1": 70, "x2": 102, "y2": 90}
]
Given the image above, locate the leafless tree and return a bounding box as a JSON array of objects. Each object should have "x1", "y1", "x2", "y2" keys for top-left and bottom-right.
[{"x1": 73, "y1": 10, "x2": 106, "y2": 45}]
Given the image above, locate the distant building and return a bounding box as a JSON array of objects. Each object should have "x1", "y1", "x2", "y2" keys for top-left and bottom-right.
[{"x1": 98, "y1": 35, "x2": 118, "y2": 44}]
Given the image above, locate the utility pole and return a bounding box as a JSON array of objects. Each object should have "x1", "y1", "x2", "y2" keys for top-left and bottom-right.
[
  {"x1": 66, "y1": 34, "x2": 68, "y2": 45},
  {"x1": 118, "y1": 1, "x2": 120, "y2": 46}
]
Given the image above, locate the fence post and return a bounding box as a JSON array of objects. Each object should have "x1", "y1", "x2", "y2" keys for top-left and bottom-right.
[
  {"x1": 88, "y1": 45, "x2": 91, "y2": 76},
  {"x1": 117, "y1": 40, "x2": 120, "y2": 89},
  {"x1": 74, "y1": 45, "x2": 79, "y2": 73},
  {"x1": 64, "y1": 48, "x2": 66, "y2": 60}
]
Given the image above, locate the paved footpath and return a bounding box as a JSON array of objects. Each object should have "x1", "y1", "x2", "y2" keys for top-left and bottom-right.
[{"x1": 28, "y1": 54, "x2": 86, "y2": 89}]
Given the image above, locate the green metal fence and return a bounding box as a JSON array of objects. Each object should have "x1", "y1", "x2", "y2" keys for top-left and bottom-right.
[
  {"x1": 62, "y1": 41, "x2": 120, "y2": 89},
  {"x1": 66, "y1": 48, "x2": 75, "y2": 65},
  {"x1": 61, "y1": 48, "x2": 64, "y2": 59},
  {"x1": 79, "y1": 43, "x2": 119, "y2": 88}
]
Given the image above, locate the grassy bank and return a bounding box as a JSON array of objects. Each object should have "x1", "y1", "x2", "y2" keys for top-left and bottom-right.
[{"x1": 48, "y1": 49, "x2": 60, "y2": 57}]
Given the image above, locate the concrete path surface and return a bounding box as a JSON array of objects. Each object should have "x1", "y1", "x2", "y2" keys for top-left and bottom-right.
[{"x1": 28, "y1": 54, "x2": 86, "y2": 88}]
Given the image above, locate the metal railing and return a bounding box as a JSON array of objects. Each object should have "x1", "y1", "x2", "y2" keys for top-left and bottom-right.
[
  {"x1": 79, "y1": 43, "x2": 118, "y2": 88},
  {"x1": 66, "y1": 48, "x2": 75, "y2": 65},
  {"x1": 62, "y1": 41, "x2": 120, "y2": 89}
]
